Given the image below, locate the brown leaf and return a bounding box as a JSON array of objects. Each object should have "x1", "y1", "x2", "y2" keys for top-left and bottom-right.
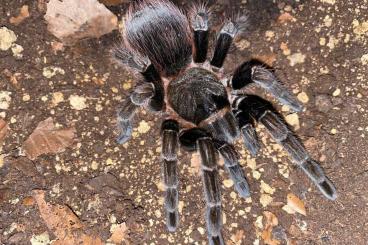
[
  {"x1": 109, "y1": 223, "x2": 129, "y2": 244},
  {"x1": 10, "y1": 5, "x2": 30, "y2": 25},
  {"x1": 230, "y1": 230, "x2": 245, "y2": 244},
  {"x1": 22, "y1": 117, "x2": 76, "y2": 160},
  {"x1": 0, "y1": 119, "x2": 8, "y2": 144},
  {"x1": 286, "y1": 193, "x2": 307, "y2": 216},
  {"x1": 277, "y1": 12, "x2": 295, "y2": 24},
  {"x1": 32, "y1": 190, "x2": 104, "y2": 245},
  {"x1": 45, "y1": 0, "x2": 118, "y2": 45},
  {"x1": 261, "y1": 211, "x2": 280, "y2": 245}
]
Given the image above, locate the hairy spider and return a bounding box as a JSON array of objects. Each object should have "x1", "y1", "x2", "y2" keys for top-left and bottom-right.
[{"x1": 113, "y1": 0, "x2": 337, "y2": 244}]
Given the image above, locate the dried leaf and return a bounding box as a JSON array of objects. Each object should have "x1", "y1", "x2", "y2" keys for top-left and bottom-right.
[
  {"x1": 230, "y1": 230, "x2": 245, "y2": 244},
  {"x1": 261, "y1": 211, "x2": 280, "y2": 245},
  {"x1": 10, "y1": 5, "x2": 30, "y2": 25},
  {"x1": 277, "y1": 13, "x2": 295, "y2": 24},
  {"x1": 0, "y1": 119, "x2": 8, "y2": 144},
  {"x1": 45, "y1": 0, "x2": 118, "y2": 45},
  {"x1": 32, "y1": 190, "x2": 103, "y2": 245},
  {"x1": 109, "y1": 223, "x2": 129, "y2": 244},
  {"x1": 22, "y1": 117, "x2": 76, "y2": 160},
  {"x1": 283, "y1": 193, "x2": 306, "y2": 216}
]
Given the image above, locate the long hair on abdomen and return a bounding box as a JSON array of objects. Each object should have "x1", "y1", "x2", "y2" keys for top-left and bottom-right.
[{"x1": 123, "y1": 0, "x2": 192, "y2": 76}]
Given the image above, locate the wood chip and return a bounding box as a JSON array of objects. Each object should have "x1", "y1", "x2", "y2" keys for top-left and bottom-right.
[
  {"x1": 33, "y1": 190, "x2": 103, "y2": 245},
  {"x1": 0, "y1": 119, "x2": 8, "y2": 144},
  {"x1": 283, "y1": 193, "x2": 307, "y2": 216},
  {"x1": 261, "y1": 211, "x2": 280, "y2": 245},
  {"x1": 277, "y1": 12, "x2": 295, "y2": 24},
  {"x1": 22, "y1": 117, "x2": 76, "y2": 160},
  {"x1": 109, "y1": 223, "x2": 129, "y2": 244},
  {"x1": 10, "y1": 5, "x2": 30, "y2": 25}
]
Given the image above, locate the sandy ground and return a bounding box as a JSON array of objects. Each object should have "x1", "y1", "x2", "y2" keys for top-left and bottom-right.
[{"x1": 1, "y1": 0, "x2": 368, "y2": 244}]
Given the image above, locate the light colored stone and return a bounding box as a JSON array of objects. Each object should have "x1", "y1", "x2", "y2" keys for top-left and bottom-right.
[
  {"x1": 43, "y1": 66, "x2": 65, "y2": 78},
  {"x1": 69, "y1": 95, "x2": 87, "y2": 110},
  {"x1": 287, "y1": 52, "x2": 306, "y2": 66},
  {"x1": 332, "y1": 88, "x2": 341, "y2": 97},
  {"x1": 285, "y1": 113, "x2": 300, "y2": 130},
  {"x1": 260, "y1": 194, "x2": 273, "y2": 207},
  {"x1": 137, "y1": 121, "x2": 150, "y2": 134},
  {"x1": 0, "y1": 91, "x2": 11, "y2": 110},
  {"x1": 0, "y1": 27, "x2": 17, "y2": 51},
  {"x1": 297, "y1": 92, "x2": 309, "y2": 104}
]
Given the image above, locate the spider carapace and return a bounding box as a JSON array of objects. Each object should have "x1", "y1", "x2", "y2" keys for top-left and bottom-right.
[{"x1": 113, "y1": 0, "x2": 337, "y2": 244}]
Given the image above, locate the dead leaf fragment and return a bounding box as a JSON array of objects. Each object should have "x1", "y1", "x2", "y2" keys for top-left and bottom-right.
[
  {"x1": 32, "y1": 190, "x2": 103, "y2": 245},
  {"x1": 261, "y1": 211, "x2": 280, "y2": 245},
  {"x1": 231, "y1": 230, "x2": 245, "y2": 244},
  {"x1": 10, "y1": 5, "x2": 30, "y2": 25},
  {"x1": 277, "y1": 12, "x2": 295, "y2": 24},
  {"x1": 0, "y1": 119, "x2": 9, "y2": 144},
  {"x1": 109, "y1": 223, "x2": 129, "y2": 244},
  {"x1": 282, "y1": 193, "x2": 306, "y2": 216},
  {"x1": 45, "y1": 0, "x2": 118, "y2": 45},
  {"x1": 22, "y1": 118, "x2": 76, "y2": 160}
]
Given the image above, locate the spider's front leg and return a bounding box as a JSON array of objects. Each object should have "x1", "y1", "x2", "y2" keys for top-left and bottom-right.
[
  {"x1": 210, "y1": 15, "x2": 248, "y2": 68},
  {"x1": 161, "y1": 119, "x2": 180, "y2": 231},
  {"x1": 234, "y1": 95, "x2": 337, "y2": 200},
  {"x1": 114, "y1": 46, "x2": 164, "y2": 144},
  {"x1": 116, "y1": 82, "x2": 155, "y2": 144},
  {"x1": 190, "y1": 2, "x2": 211, "y2": 63},
  {"x1": 231, "y1": 60, "x2": 303, "y2": 112}
]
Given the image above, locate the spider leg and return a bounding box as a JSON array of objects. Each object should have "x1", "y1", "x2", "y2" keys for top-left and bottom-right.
[
  {"x1": 231, "y1": 61, "x2": 303, "y2": 112},
  {"x1": 233, "y1": 109, "x2": 261, "y2": 156},
  {"x1": 196, "y1": 135, "x2": 224, "y2": 245},
  {"x1": 216, "y1": 142, "x2": 250, "y2": 198},
  {"x1": 116, "y1": 83, "x2": 155, "y2": 144},
  {"x1": 161, "y1": 120, "x2": 180, "y2": 231},
  {"x1": 189, "y1": 2, "x2": 211, "y2": 63},
  {"x1": 210, "y1": 15, "x2": 248, "y2": 68},
  {"x1": 234, "y1": 95, "x2": 337, "y2": 200}
]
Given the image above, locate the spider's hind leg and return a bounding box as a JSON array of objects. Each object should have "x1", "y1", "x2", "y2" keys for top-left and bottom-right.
[
  {"x1": 216, "y1": 142, "x2": 250, "y2": 198},
  {"x1": 231, "y1": 60, "x2": 303, "y2": 112},
  {"x1": 234, "y1": 95, "x2": 337, "y2": 200},
  {"x1": 161, "y1": 120, "x2": 180, "y2": 231},
  {"x1": 233, "y1": 109, "x2": 261, "y2": 156},
  {"x1": 179, "y1": 129, "x2": 224, "y2": 245}
]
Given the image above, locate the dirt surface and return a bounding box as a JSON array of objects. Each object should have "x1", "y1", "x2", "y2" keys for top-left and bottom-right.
[{"x1": 1, "y1": 0, "x2": 368, "y2": 244}]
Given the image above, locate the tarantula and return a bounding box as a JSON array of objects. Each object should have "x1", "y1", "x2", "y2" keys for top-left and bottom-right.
[{"x1": 113, "y1": 0, "x2": 337, "y2": 244}]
